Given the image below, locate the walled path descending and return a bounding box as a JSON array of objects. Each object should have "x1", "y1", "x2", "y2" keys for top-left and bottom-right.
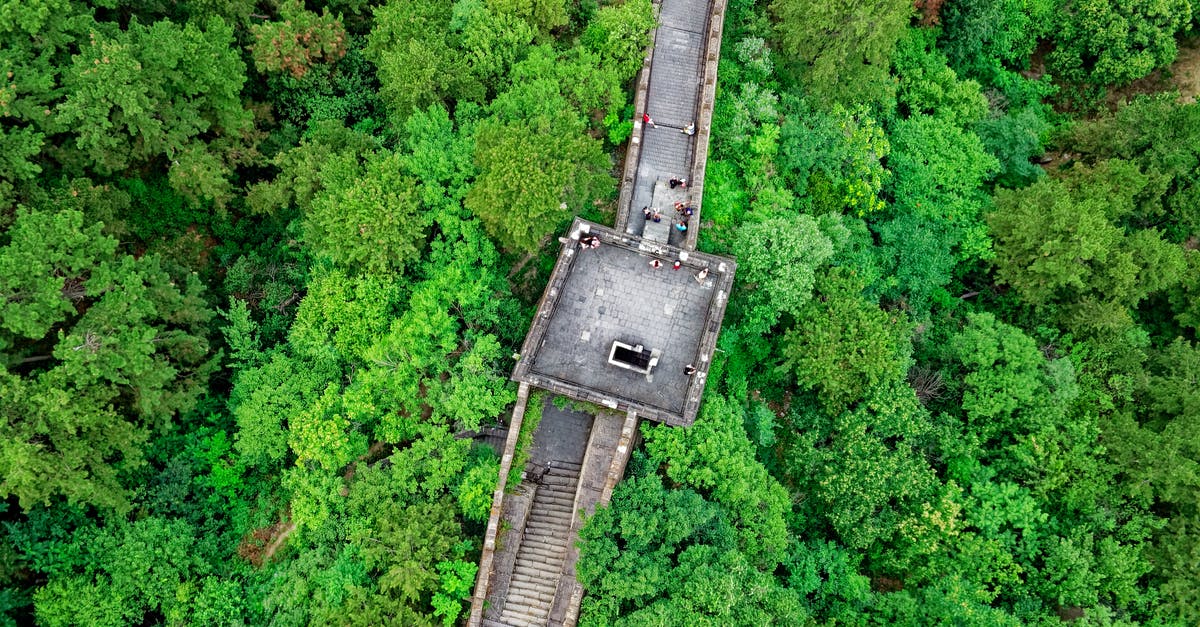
[
  {"x1": 493, "y1": 405, "x2": 592, "y2": 627},
  {"x1": 625, "y1": 0, "x2": 705, "y2": 247},
  {"x1": 617, "y1": 0, "x2": 724, "y2": 250},
  {"x1": 469, "y1": 0, "x2": 729, "y2": 623}
]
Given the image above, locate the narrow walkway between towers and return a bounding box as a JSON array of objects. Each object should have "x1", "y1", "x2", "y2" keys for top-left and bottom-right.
[
  {"x1": 468, "y1": 0, "x2": 730, "y2": 624},
  {"x1": 615, "y1": 0, "x2": 722, "y2": 250}
]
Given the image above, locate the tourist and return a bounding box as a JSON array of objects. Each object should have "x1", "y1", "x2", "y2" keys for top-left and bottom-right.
[
  {"x1": 642, "y1": 206, "x2": 653, "y2": 220},
  {"x1": 683, "y1": 123, "x2": 695, "y2": 135},
  {"x1": 580, "y1": 235, "x2": 599, "y2": 249},
  {"x1": 643, "y1": 113, "x2": 655, "y2": 127},
  {"x1": 683, "y1": 205, "x2": 695, "y2": 216},
  {"x1": 649, "y1": 259, "x2": 663, "y2": 269},
  {"x1": 669, "y1": 177, "x2": 687, "y2": 189},
  {"x1": 695, "y1": 267, "x2": 709, "y2": 283},
  {"x1": 674, "y1": 201, "x2": 685, "y2": 212},
  {"x1": 651, "y1": 208, "x2": 662, "y2": 222},
  {"x1": 684, "y1": 364, "x2": 697, "y2": 376},
  {"x1": 675, "y1": 221, "x2": 688, "y2": 232},
  {"x1": 673, "y1": 260, "x2": 682, "y2": 270}
]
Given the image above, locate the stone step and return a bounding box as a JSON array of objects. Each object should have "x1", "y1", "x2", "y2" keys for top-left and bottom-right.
[
  {"x1": 527, "y1": 509, "x2": 573, "y2": 522},
  {"x1": 522, "y1": 523, "x2": 571, "y2": 538},
  {"x1": 528, "y1": 508, "x2": 573, "y2": 522},
  {"x1": 536, "y1": 485, "x2": 575, "y2": 494},
  {"x1": 552, "y1": 460, "x2": 583, "y2": 471},
  {"x1": 501, "y1": 599, "x2": 550, "y2": 619},
  {"x1": 517, "y1": 542, "x2": 564, "y2": 557},
  {"x1": 524, "y1": 527, "x2": 573, "y2": 543},
  {"x1": 520, "y1": 537, "x2": 569, "y2": 551},
  {"x1": 507, "y1": 580, "x2": 556, "y2": 600},
  {"x1": 537, "y1": 485, "x2": 576, "y2": 496},
  {"x1": 533, "y1": 498, "x2": 574, "y2": 511},
  {"x1": 521, "y1": 529, "x2": 571, "y2": 546},
  {"x1": 526, "y1": 522, "x2": 572, "y2": 535},
  {"x1": 498, "y1": 608, "x2": 544, "y2": 627},
  {"x1": 528, "y1": 504, "x2": 572, "y2": 517},
  {"x1": 535, "y1": 488, "x2": 576, "y2": 499},
  {"x1": 513, "y1": 561, "x2": 561, "y2": 577},
  {"x1": 531, "y1": 498, "x2": 573, "y2": 510},
  {"x1": 505, "y1": 589, "x2": 553, "y2": 607},
  {"x1": 514, "y1": 554, "x2": 564, "y2": 570},
  {"x1": 506, "y1": 590, "x2": 555, "y2": 610},
  {"x1": 533, "y1": 494, "x2": 576, "y2": 508},
  {"x1": 516, "y1": 548, "x2": 566, "y2": 566}
]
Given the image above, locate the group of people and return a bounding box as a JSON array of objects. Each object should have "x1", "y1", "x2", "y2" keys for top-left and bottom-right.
[
  {"x1": 580, "y1": 235, "x2": 601, "y2": 249},
  {"x1": 646, "y1": 258, "x2": 710, "y2": 283},
  {"x1": 642, "y1": 195, "x2": 695, "y2": 230},
  {"x1": 641, "y1": 113, "x2": 696, "y2": 137}
]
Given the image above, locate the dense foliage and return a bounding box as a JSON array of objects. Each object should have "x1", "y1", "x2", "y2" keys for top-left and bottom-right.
[{"x1": 2, "y1": 0, "x2": 1199, "y2": 624}]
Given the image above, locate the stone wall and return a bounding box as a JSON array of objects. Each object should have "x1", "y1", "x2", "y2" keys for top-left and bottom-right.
[
  {"x1": 468, "y1": 382, "x2": 532, "y2": 627},
  {"x1": 615, "y1": 1, "x2": 662, "y2": 235},
  {"x1": 683, "y1": 0, "x2": 728, "y2": 251}
]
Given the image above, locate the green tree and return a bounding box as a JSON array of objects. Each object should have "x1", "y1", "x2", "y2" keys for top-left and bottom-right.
[
  {"x1": 487, "y1": 0, "x2": 567, "y2": 34},
  {"x1": 455, "y1": 2, "x2": 537, "y2": 93},
  {"x1": 57, "y1": 16, "x2": 251, "y2": 201},
  {"x1": 939, "y1": 0, "x2": 1056, "y2": 81},
  {"x1": 250, "y1": 0, "x2": 348, "y2": 79},
  {"x1": 988, "y1": 160, "x2": 1186, "y2": 332},
  {"x1": 731, "y1": 213, "x2": 834, "y2": 331},
  {"x1": 0, "y1": 207, "x2": 215, "y2": 511},
  {"x1": 892, "y1": 29, "x2": 989, "y2": 127},
  {"x1": 885, "y1": 114, "x2": 998, "y2": 259},
  {"x1": 229, "y1": 350, "x2": 340, "y2": 470},
  {"x1": 779, "y1": 268, "x2": 912, "y2": 412},
  {"x1": 974, "y1": 106, "x2": 1051, "y2": 188},
  {"x1": 782, "y1": 380, "x2": 938, "y2": 552},
  {"x1": 1050, "y1": 0, "x2": 1192, "y2": 87},
  {"x1": 245, "y1": 121, "x2": 378, "y2": 216},
  {"x1": 769, "y1": 0, "x2": 912, "y2": 106},
  {"x1": 1068, "y1": 95, "x2": 1200, "y2": 240},
  {"x1": 288, "y1": 267, "x2": 403, "y2": 364},
  {"x1": 581, "y1": 0, "x2": 656, "y2": 80},
  {"x1": 366, "y1": 0, "x2": 483, "y2": 124},
  {"x1": 777, "y1": 99, "x2": 891, "y2": 216},
  {"x1": 361, "y1": 217, "x2": 519, "y2": 436},
  {"x1": 32, "y1": 517, "x2": 206, "y2": 626},
  {"x1": 642, "y1": 396, "x2": 791, "y2": 564},
  {"x1": 0, "y1": 0, "x2": 95, "y2": 212},
  {"x1": 303, "y1": 149, "x2": 430, "y2": 275},
  {"x1": 466, "y1": 111, "x2": 608, "y2": 252},
  {"x1": 946, "y1": 313, "x2": 1075, "y2": 447},
  {"x1": 577, "y1": 475, "x2": 804, "y2": 625}
]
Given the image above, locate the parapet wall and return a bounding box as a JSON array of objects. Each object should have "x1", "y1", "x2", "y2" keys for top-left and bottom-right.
[
  {"x1": 468, "y1": 382, "x2": 532, "y2": 627},
  {"x1": 684, "y1": 0, "x2": 727, "y2": 250}
]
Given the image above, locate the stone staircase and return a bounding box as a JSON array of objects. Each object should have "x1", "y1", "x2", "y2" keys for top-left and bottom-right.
[{"x1": 493, "y1": 461, "x2": 582, "y2": 627}]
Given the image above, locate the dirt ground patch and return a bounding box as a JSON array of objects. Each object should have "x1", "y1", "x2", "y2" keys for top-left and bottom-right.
[{"x1": 238, "y1": 515, "x2": 295, "y2": 567}]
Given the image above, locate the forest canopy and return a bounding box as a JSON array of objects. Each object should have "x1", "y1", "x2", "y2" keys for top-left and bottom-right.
[{"x1": 3, "y1": 0, "x2": 1200, "y2": 625}]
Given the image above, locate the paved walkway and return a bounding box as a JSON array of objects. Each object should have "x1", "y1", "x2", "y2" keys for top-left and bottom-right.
[
  {"x1": 625, "y1": 0, "x2": 709, "y2": 246},
  {"x1": 470, "y1": 0, "x2": 728, "y2": 622}
]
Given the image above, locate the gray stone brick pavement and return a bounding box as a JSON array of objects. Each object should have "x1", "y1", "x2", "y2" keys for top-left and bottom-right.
[
  {"x1": 660, "y1": 0, "x2": 709, "y2": 34},
  {"x1": 622, "y1": 0, "x2": 707, "y2": 234},
  {"x1": 527, "y1": 239, "x2": 715, "y2": 416},
  {"x1": 645, "y1": 26, "x2": 702, "y2": 128},
  {"x1": 629, "y1": 127, "x2": 694, "y2": 236}
]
